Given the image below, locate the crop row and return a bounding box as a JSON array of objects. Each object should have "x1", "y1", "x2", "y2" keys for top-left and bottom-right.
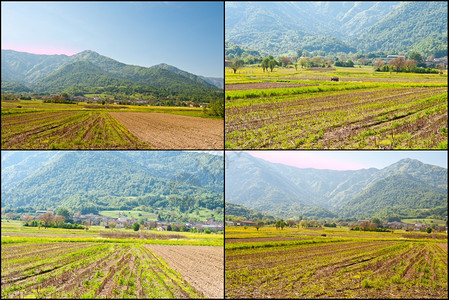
[
  {"x1": 225, "y1": 87, "x2": 447, "y2": 149},
  {"x1": 225, "y1": 240, "x2": 448, "y2": 298},
  {"x1": 1, "y1": 242, "x2": 202, "y2": 299},
  {"x1": 1, "y1": 110, "x2": 149, "y2": 149}
]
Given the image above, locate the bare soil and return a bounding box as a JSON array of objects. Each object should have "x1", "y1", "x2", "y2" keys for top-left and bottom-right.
[
  {"x1": 145, "y1": 244, "x2": 224, "y2": 298},
  {"x1": 225, "y1": 82, "x2": 315, "y2": 90},
  {"x1": 109, "y1": 112, "x2": 223, "y2": 149}
]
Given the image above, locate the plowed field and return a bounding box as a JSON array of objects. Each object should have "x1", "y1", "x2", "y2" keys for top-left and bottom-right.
[
  {"x1": 225, "y1": 66, "x2": 448, "y2": 149},
  {"x1": 225, "y1": 228, "x2": 448, "y2": 299},
  {"x1": 1, "y1": 242, "x2": 207, "y2": 299},
  {"x1": 1, "y1": 111, "x2": 149, "y2": 149},
  {"x1": 146, "y1": 244, "x2": 224, "y2": 298},
  {"x1": 109, "y1": 112, "x2": 224, "y2": 149}
]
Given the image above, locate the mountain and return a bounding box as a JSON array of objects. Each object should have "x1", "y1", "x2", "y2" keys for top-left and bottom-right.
[
  {"x1": 1, "y1": 151, "x2": 223, "y2": 215},
  {"x1": 225, "y1": 152, "x2": 447, "y2": 219},
  {"x1": 225, "y1": 202, "x2": 275, "y2": 221},
  {"x1": 353, "y1": 1, "x2": 448, "y2": 54},
  {"x1": 225, "y1": 1, "x2": 447, "y2": 56},
  {"x1": 1, "y1": 49, "x2": 222, "y2": 102},
  {"x1": 1, "y1": 151, "x2": 63, "y2": 191},
  {"x1": 199, "y1": 76, "x2": 223, "y2": 89}
]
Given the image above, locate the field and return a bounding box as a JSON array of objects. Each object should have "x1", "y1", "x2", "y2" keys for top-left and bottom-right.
[
  {"x1": 225, "y1": 226, "x2": 448, "y2": 298},
  {"x1": 1, "y1": 220, "x2": 224, "y2": 298},
  {"x1": 1, "y1": 100, "x2": 223, "y2": 149},
  {"x1": 401, "y1": 218, "x2": 446, "y2": 225},
  {"x1": 225, "y1": 66, "x2": 448, "y2": 149}
]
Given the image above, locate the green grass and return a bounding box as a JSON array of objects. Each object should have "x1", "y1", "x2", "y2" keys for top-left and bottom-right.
[{"x1": 401, "y1": 218, "x2": 446, "y2": 225}]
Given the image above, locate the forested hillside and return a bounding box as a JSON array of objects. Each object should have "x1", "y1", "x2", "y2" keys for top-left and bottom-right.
[
  {"x1": 225, "y1": 153, "x2": 447, "y2": 219},
  {"x1": 225, "y1": 1, "x2": 447, "y2": 57},
  {"x1": 1, "y1": 49, "x2": 223, "y2": 102},
  {"x1": 1, "y1": 151, "x2": 223, "y2": 215}
]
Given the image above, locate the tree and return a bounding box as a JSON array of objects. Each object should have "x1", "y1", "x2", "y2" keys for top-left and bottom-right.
[
  {"x1": 54, "y1": 215, "x2": 65, "y2": 227},
  {"x1": 389, "y1": 57, "x2": 406, "y2": 72},
  {"x1": 56, "y1": 208, "x2": 72, "y2": 223},
  {"x1": 426, "y1": 227, "x2": 432, "y2": 234},
  {"x1": 280, "y1": 220, "x2": 286, "y2": 230},
  {"x1": 132, "y1": 222, "x2": 140, "y2": 231},
  {"x1": 280, "y1": 56, "x2": 292, "y2": 67},
  {"x1": 108, "y1": 221, "x2": 116, "y2": 230},
  {"x1": 276, "y1": 219, "x2": 286, "y2": 230},
  {"x1": 268, "y1": 59, "x2": 278, "y2": 72},
  {"x1": 405, "y1": 59, "x2": 417, "y2": 72},
  {"x1": 83, "y1": 220, "x2": 90, "y2": 231},
  {"x1": 408, "y1": 51, "x2": 424, "y2": 65},
  {"x1": 299, "y1": 57, "x2": 310, "y2": 68},
  {"x1": 371, "y1": 217, "x2": 382, "y2": 226},
  {"x1": 230, "y1": 59, "x2": 244, "y2": 74},
  {"x1": 22, "y1": 214, "x2": 33, "y2": 226},
  {"x1": 373, "y1": 60, "x2": 385, "y2": 70},
  {"x1": 255, "y1": 221, "x2": 264, "y2": 231},
  {"x1": 261, "y1": 57, "x2": 270, "y2": 72},
  {"x1": 38, "y1": 212, "x2": 54, "y2": 229}
]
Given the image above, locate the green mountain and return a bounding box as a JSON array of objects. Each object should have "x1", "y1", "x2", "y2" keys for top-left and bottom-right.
[
  {"x1": 338, "y1": 173, "x2": 447, "y2": 218},
  {"x1": 1, "y1": 49, "x2": 222, "y2": 102},
  {"x1": 353, "y1": 1, "x2": 448, "y2": 54},
  {"x1": 1, "y1": 50, "x2": 69, "y2": 85},
  {"x1": 225, "y1": 153, "x2": 447, "y2": 219},
  {"x1": 225, "y1": 202, "x2": 275, "y2": 221},
  {"x1": 225, "y1": 1, "x2": 447, "y2": 56},
  {"x1": 1, "y1": 151, "x2": 223, "y2": 215},
  {"x1": 33, "y1": 60, "x2": 137, "y2": 93},
  {"x1": 225, "y1": 41, "x2": 263, "y2": 58}
]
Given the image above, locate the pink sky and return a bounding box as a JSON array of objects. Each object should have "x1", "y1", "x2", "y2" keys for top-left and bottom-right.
[
  {"x1": 246, "y1": 151, "x2": 368, "y2": 170},
  {"x1": 2, "y1": 45, "x2": 79, "y2": 56}
]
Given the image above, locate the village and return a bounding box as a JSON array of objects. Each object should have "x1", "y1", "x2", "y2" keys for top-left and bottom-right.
[
  {"x1": 225, "y1": 218, "x2": 448, "y2": 233},
  {"x1": 2, "y1": 210, "x2": 224, "y2": 233}
]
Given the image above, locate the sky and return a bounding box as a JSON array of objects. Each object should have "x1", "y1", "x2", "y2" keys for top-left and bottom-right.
[
  {"x1": 244, "y1": 151, "x2": 448, "y2": 170},
  {"x1": 1, "y1": 1, "x2": 223, "y2": 77}
]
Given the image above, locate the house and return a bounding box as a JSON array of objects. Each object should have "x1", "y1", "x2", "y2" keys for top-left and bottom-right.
[
  {"x1": 35, "y1": 210, "x2": 53, "y2": 215},
  {"x1": 235, "y1": 220, "x2": 255, "y2": 227},
  {"x1": 386, "y1": 55, "x2": 405, "y2": 59}
]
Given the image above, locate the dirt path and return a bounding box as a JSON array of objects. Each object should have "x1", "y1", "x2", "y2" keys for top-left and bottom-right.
[
  {"x1": 145, "y1": 244, "x2": 224, "y2": 298},
  {"x1": 109, "y1": 112, "x2": 223, "y2": 149}
]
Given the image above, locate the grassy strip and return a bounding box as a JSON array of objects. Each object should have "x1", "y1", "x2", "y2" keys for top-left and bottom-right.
[
  {"x1": 225, "y1": 82, "x2": 447, "y2": 100},
  {"x1": 1, "y1": 236, "x2": 223, "y2": 246},
  {"x1": 225, "y1": 236, "x2": 447, "y2": 250}
]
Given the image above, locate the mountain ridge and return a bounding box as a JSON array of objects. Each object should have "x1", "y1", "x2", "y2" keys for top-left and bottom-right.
[
  {"x1": 225, "y1": 1, "x2": 447, "y2": 56},
  {"x1": 225, "y1": 153, "x2": 447, "y2": 219},
  {"x1": 1, "y1": 151, "x2": 223, "y2": 215},
  {"x1": 1, "y1": 49, "x2": 223, "y2": 102}
]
